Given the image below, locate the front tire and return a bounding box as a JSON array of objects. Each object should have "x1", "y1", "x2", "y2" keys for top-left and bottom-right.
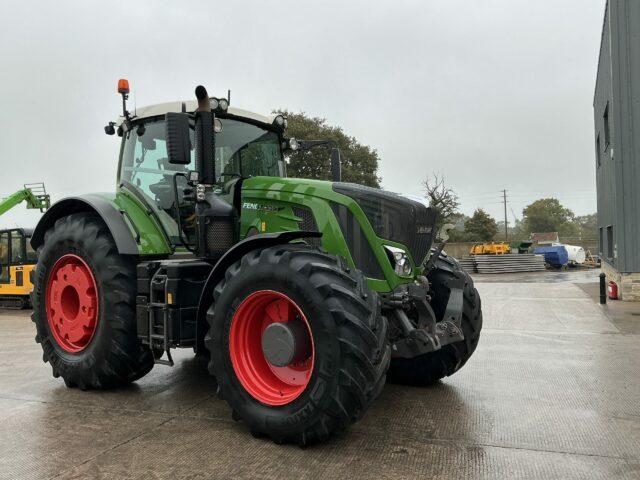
[
  {"x1": 32, "y1": 213, "x2": 154, "y2": 389},
  {"x1": 387, "y1": 254, "x2": 482, "y2": 385},
  {"x1": 206, "y1": 244, "x2": 390, "y2": 445}
]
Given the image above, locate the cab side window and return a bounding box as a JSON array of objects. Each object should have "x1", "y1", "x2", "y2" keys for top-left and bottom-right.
[
  {"x1": 119, "y1": 120, "x2": 196, "y2": 245},
  {"x1": 122, "y1": 121, "x2": 172, "y2": 202},
  {"x1": 10, "y1": 232, "x2": 23, "y2": 264},
  {"x1": 120, "y1": 121, "x2": 195, "y2": 204}
]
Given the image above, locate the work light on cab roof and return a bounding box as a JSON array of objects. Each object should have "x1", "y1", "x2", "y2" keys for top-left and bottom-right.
[
  {"x1": 273, "y1": 114, "x2": 287, "y2": 131},
  {"x1": 105, "y1": 78, "x2": 231, "y2": 137}
]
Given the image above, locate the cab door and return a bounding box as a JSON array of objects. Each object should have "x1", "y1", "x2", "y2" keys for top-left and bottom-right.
[
  {"x1": 119, "y1": 119, "x2": 196, "y2": 248},
  {"x1": 0, "y1": 231, "x2": 9, "y2": 284},
  {"x1": 10, "y1": 230, "x2": 26, "y2": 288}
]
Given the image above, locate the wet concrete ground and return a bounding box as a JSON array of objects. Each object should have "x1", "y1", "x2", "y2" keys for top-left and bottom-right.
[{"x1": 1, "y1": 270, "x2": 640, "y2": 479}]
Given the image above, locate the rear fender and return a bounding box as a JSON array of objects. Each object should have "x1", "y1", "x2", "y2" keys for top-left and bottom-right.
[{"x1": 30, "y1": 194, "x2": 172, "y2": 256}]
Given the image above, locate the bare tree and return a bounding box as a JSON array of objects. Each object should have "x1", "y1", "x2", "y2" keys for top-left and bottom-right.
[{"x1": 423, "y1": 173, "x2": 460, "y2": 223}]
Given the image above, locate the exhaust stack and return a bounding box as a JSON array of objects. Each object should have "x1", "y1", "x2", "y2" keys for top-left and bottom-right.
[
  {"x1": 193, "y1": 85, "x2": 215, "y2": 185},
  {"x1": 195, "y1": 85, "x2": 211, "y2": 112}
]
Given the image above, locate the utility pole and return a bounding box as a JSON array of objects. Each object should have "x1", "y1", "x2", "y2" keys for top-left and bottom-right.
[{"x1": 502, "y1": 189, "x2": 508, "y2": 241}]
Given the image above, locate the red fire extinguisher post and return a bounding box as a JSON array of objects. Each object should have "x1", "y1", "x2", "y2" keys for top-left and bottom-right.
[{"x1": 608, "y1": 280, "x2": 618, "y2": 300}]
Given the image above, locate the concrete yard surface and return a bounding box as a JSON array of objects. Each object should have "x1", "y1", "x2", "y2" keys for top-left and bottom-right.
[{"x1": 1, "y1": 271, "x2": 640, "y2": 479}]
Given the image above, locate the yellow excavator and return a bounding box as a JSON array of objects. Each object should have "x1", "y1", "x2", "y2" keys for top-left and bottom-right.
[{"x1": 0, "y1": 183, "x2": 50, "y2": 308}]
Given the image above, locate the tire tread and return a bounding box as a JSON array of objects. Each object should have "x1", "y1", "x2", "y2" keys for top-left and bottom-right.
[
  {"x1": 206, "y1": 243, "x2": 390, "y2": 445},
  {"x1": 32, "y1": 213, "x2": 154, "y2": 389}
]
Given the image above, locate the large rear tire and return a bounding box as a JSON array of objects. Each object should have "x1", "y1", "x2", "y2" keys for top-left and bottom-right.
[
  {"x1": 387, "y1": 254, "x2": 482, "y2": 385},
  {"x1": 32, "y1": 213, "x2": 154, "y2": 389},
  {"x1": 206, "y1": 244, "x2": 390, "y2": 445}
]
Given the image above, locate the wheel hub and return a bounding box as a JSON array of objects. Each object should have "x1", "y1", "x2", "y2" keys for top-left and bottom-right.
[
  {"x1": 261, "y1": 320, "x2": 311, "y2": 367},
  {"x1": 46, "y1": 254, "x2": 99, "y2": 353},
  {"x1": 229, "y1": 290, "x2": 315, "y2": 406}
]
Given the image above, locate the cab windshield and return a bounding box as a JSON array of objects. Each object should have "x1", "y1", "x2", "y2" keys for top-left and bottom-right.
[
  {"x1": 120, "y1": 117, "x2": 283, "y2": 191},
  {"x1": 216, "y1": 119, "x2": 283, "y2": 182}
]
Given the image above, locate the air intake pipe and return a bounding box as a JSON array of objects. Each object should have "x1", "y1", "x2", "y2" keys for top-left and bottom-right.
[{"x1": 192, "y1": 85, "x2": 237, "y2": 259}]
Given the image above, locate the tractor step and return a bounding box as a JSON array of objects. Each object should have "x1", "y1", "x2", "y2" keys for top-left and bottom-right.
[
  {"x1": 148, "y1": 271, "x2": 174, "y2": 366},
  {"x1": 136, "y1": 259, "x2": 212, "y2": 365},
  {"x1": 134, "y1": 270, "x2": 175, "y2": 365}
]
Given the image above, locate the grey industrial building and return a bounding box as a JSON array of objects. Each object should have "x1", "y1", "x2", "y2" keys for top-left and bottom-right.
[{"x1": 594, "y1": 0, "x2": 640, "y2": 301}]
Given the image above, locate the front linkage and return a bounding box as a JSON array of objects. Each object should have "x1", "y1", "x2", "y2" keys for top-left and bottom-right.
[
  {"x1": 382, "y1": 221, "x2": 482, "y2": 385},
  {"x1": 382, "y1": 269, "x2": 465, "y2": 359},
  {"x1": 382, "y1": 221, "x2": 466, "y2": 360},
  {"x1": 385, "y1": 245, "x2": 483, "y2": 386}
]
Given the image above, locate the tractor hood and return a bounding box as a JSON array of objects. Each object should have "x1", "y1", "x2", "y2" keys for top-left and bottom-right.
[
  {"x1": 241, "y1": 177, "x2": 439, "y2": 267},
  {"x1": 331, "y1": 182, "x2": 439, "y2": 268}
]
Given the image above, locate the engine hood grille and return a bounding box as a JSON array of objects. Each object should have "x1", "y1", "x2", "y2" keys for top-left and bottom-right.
[{"x1": 332, "y1": 183, "x2": 438, "y2": 265}]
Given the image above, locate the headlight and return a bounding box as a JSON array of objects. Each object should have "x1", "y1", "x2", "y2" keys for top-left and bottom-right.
[
  {"x1": 218, "y1": 98, "x2": 229, "y2": 111},
  {"x1": 213, "y1": 118, "x2": 223, "y2": 133},
  {"x1": 209, "y1": 97, "x2": 219, "y2": 110},
  {"x1": 384, "y1": 245, "x2": 412, "y2": 277}
]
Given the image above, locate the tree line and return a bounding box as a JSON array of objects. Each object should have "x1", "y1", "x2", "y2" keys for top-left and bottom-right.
[
  {"x1": 275, "y1": 110, "x2": 381, "y2": 188},
  {"x1": 424, "y1": 174, "x2": 597, "y2": 243}
]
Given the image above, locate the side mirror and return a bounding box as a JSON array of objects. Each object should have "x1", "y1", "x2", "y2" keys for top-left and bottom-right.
[
  {"x1": 330, "y1": 148, "x2": 342, "y2": 182},
  {"x1": 165, "y1": 112, "x2": 191, "y2": 164},
  {"x1": 295, "y1": 140, "x2": 342, "y2": 182}
]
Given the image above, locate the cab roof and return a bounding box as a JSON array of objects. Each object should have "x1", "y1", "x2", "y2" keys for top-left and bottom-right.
[{"x1": 117, "y1": 100, "x2": 276, "y2": 127}]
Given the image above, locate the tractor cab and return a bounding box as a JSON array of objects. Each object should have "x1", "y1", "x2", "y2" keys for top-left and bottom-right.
[{"x1": 115, "y1": 98, "x2": 288, "y2": 248}]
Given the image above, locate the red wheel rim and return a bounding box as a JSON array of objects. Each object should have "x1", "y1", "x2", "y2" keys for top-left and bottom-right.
[
  {"x1": 46, "y1": 254, "x2": 99, "y2": 353},
  {"x1": 229, "y1": 290, "x2": 315, "y2": 406}
]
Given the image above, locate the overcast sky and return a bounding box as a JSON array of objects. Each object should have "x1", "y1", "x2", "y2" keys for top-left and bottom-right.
[{"x1": 0, "y1": 0, "x2": 605, "y2": 229}]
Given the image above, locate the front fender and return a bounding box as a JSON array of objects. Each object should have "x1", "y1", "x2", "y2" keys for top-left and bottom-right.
[{"x1": 194, "y1": 230, "x2": 322, "y2": 353}]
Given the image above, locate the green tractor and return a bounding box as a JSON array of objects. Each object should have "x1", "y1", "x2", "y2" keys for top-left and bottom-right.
[{"x1": 31, "y1": 80, "x2": 482, "y2": 445}]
